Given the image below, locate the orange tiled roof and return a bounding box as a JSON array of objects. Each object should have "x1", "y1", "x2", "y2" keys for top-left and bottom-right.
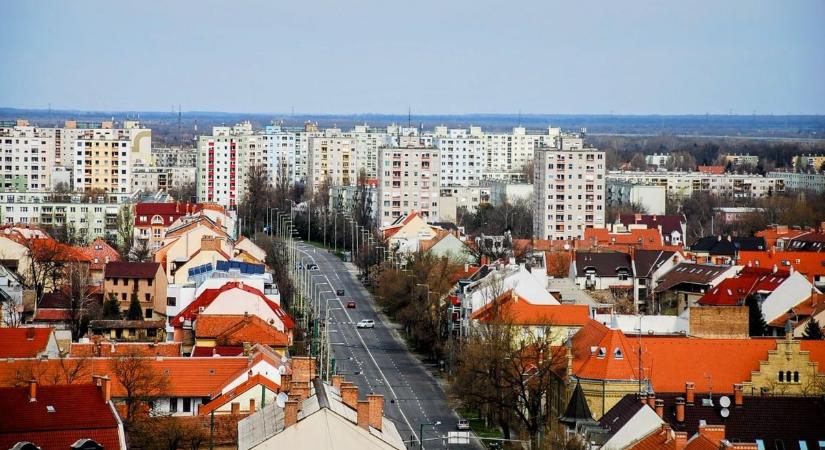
[
  {"x1": 755, "y1": 227, "x2": 810, "y2": 249},
  {"x1": 576, "y1": 327, "x2": 639, "y2": 380},
  {"x1": 698, "y1": 165, "x2": 725, "y2": 174},
  {"x1": 197, "y1": 373, "x2": 280, "y2": 415},
  {"x1": 79, "y1": 238, "x2": 121, "y2": 271},
  {"x1": 470, "y1": 290, "x2": 590, "y2": 326},
  {"x1": 449, "y1": 265, "x2": 480, "y2": 284},
  {"x1": 195, "y1": 314, "x2": 290, "y2": 347},
  {"x1": 737, "y1": 250, "x2": 825, "y2": 280},
  {"x1": 0, "y1": 328, "x2": 53, "y2": 358},
  {"x1": 69, "y1": 342, "x2": 182, "y2": 358}
]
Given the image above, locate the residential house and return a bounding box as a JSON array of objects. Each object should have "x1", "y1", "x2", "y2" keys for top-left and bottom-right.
[
  {"x1": 234, "y1": 236, "x2": 267, "y2": 264},
  {"x1": 154, "y1": 216, "x2": 233, "y2": 281},
  {"x1": 381, "y1": 211, "x2": 440, "y2": 256},
  {"x1": 103, "y1": 261, "x2": 168, "y2": 320},
  {"x1": 617, "y1": 214, "x2": 687, "y2": 247},
  {"x1": 192, "y1": 313, "x2": 292, "y2": 357},
  {"x1": 238, "y1": 377, "x2": 404, "y2": 450},
  {"x1": 653, "y1": 263, "x2": 738, "y2": 313},
  {"x1": 755, "y1": 225, "x2": 811, "y2": 250},
  {"x1": 572, "y1": 251, "x2": 634, "y2": 292},
  {"x1": 134, "y1": 202, "x2": 236, "y2": 252},
  {"x1": 170, "y1": 236, "x2": 232, "y2": 285},
  {"x1": 688, "y1": 235, "x2": 766, "y2": 264},
  {"x1": 632, "y1": 249, "x2": 680, "y2": 308},
  {"x1": 768, "y1": 293, "x2": 825, "y2": 338},
  {"x1": 758, "y1": 270, "x2": 822, "y2": 333},
  {"x1": 70, "y1": 341, "x2": 181, "y2": 357},
  {"x1": 79, "y1": 238, "x2": 120, "y2": 284},
  {"x1": 89, "y1": 319, "x2": 167, "y2": 342},
  {"x1": 0, "y1": 327, "x2": 61, "y2": 358},
  {"x1": 420, "y1": 232, "x2": 475, "y2": 264},
  {"x1": 697, "y1": 266, "x2": 789, "y2": 307},
  {"x1": 737, "y1": 250, "x2": 825, "y2": 289},
  {"x1": 0, "y1": 382, "x2": 127, "y2": 450}
]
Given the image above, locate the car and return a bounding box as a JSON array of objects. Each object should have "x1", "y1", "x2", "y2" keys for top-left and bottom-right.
[
  {"x1": 356, "y1": 319, "x2": 374, "y2": 329},
  {"x1": 336, "y1": 289, "x2": 345, "y2": 296},
  {"x1": 346, "y1": 300, "x2": 356, "y2": 309},
  {"x1": 456, "y1": 419, "x2": 471, "y2": 431},
  {"x1": 306, "y1": 264, "x2": 319, "y2": 270}
]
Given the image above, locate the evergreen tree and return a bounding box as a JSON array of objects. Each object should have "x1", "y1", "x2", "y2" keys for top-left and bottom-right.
[
  {"x1": 746, "y1": 295, "x2": 767, "y2": 337},
  {"x1": 102, "y1": 293, "x2": 122, "y2": 320},
  {"x1": 803, "y1": 318, "x2": 823, "y2": 340},
  {"x1": 126, "y1": 293, "x2": 144, "y2": 320}
]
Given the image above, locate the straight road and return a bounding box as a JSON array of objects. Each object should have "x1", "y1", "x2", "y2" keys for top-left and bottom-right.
[{"x1": 295, "y1": 243, "x2": 469, "y2": 449}]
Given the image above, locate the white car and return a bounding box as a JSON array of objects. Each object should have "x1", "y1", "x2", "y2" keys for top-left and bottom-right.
[{"x1": 356, "y1": 319, "x2": 375, "y2": 329}]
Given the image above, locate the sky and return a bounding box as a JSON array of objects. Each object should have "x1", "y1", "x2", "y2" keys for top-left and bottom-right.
[{"x1": 2, "y1": 0, "x2": 824, "y2": 115}]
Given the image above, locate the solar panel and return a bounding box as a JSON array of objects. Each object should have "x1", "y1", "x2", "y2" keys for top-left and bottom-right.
[
  {"x1": 188, "y1": 263, "x2": 213, "y2": 277},
  {"x1": 216, "y1": 260, "x2": 265, "y2": 275}
]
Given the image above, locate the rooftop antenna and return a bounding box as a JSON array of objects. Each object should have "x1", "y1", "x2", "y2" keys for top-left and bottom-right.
[
  {"x1": 518, "y1": 109, "x2": 522, "y2": 127},
  {"x1": 177, "y1": 104, "x2": 182, "y2": 149},
  {"x1": 408, "y1": 105, "x2": 411, "y2": 128}
]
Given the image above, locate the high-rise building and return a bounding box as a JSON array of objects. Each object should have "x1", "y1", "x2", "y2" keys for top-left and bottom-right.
[
  {"x1": 378, "y1": 146, "x2": 441, "y2": 226},
  {"x1": 434, "y1": 132, "x2": 483, "y2": 187},
  {"x1": 0, "y1": 123, "x2": 57, "y2": 192},
  {"x1": 72, "y1": 137, "x2": 132, "y2": 193},
  {"x1": 307, "y1": 136, "x2": 358, "y2": 192},
  {"x1": 533, "y1": 135, "x2": 606, "y2": 240},
  {"x1": 483, "y1": 126, "x2": 560, "y2": 181},
  {"x1": 196, "y1": 123, "x2": 266, "y2": 209}
]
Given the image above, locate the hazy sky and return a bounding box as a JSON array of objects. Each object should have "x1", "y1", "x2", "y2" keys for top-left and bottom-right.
[{"x1": 2, "y1": 0, "x2": 824, "y2": 115}]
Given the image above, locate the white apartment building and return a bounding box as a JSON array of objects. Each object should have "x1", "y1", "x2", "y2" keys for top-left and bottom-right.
[
  {"x1": 606, "y1": 171, "x2": 784, "y2": 198},
  {"x1": 152, "y1": 147, "x2": 197, "y2": 167},
  {"x1": 723, "y1": 154, "x2": 759, "y2": 167},
  {"x1": 72, "y1": 137, "x2": 132, "y2": 193},
  {"x1": 533, "y1": 135, "x2": 606, "y2": 240},
  {"x1": 58, "y1": 120, "x2": 152, "y2": 169},
  {"x1": 768, "y1": 171, "x2": 825, "y2": 192},
  {"x1": 0, "y1": 124, "x2": 56, "y2": 192},
  {"x1": 307, "y1": 136, "x2": 358, "y2": 192},
  {"x1": 378, "y1": 147, "x2": 441, "y2": 226},
  {"x1": 196, "y1": 124, "x2": 267, "y2": 209},
  {"x1": 347, "y1": 124, "x2": 395, "y2": 179},
  {"x1": 263, "y1": 125, "x2": 298, "y2": 184},
  {"x1": 605, "y1": 181, "x2": 666, "y2": 215},
  {"x1": 645, "y1": 153, "x2": 670, "y2": 168},
  {"x1": 483, "y1": 126, "x2": 560, "y2": 181},
  {"x1": 438, "y1": 185, "x2": 487, "y2": 223},
  {"x1": 485, "y1": 180, "x2": 533, "y2": 207},
  {"x1": 434, "y1": 135, "x2": 483, "y2": 187},
  {"x1": 132, "y1": 166, "x2": 197, "y2": 194}
]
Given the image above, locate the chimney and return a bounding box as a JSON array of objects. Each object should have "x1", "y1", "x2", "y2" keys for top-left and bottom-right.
[
  {"x1": 341, "y1": 383, "x2": 358, "y2": 409},
  {"x1": 734, "y1": 384, "x2": 743, "y2": 407},
  {"x1": 674, "y1": 432, "x2": 688, "y2": 450},
  {"x1": 231, "y1": 402, "x2": 240, "y2": 415},
  {"x1": 675, "y1": 397, "x2": 685, "y2": 422},
  {"x1": 249, "y1": 398, "x2": 256, "y2": 413},
  {"x1": 28, "y1": 379, "x2": 37, "y2": 402},
  {"x1": 639, "y1": 392, "x2": 648, "y2": 405},
  {"x1": 290, "y1": 381, "x2": 309, "y2": 403},
  {"x1": 292, "y1": 356, "x2": 315, "y2": 383},
  {"x1": 356, "y1": 400, "x2": 370, "y2": 430},
  {"x1": 26, "y1": 327, "x2": 35, "y2": 340},
  {"x1": 331, "y1": 374, "x2": 343, "y2": 390},
  {"x1": 368, "y1": 394, "x2": 384, "y2": 431},
  {"x1": 284, "y1": 400, "x2": 298, "y2": 429},
  {"x1": 281, "y1": 374, "x2": 291, "y2": 392},
  {"x1": 100, "y1": 376, "x2": 111, "y2": 402},
  {"x1": 685, "y1": 382, "x2": 695, "y2": 405},
  {"x1": 647, "y1": 394, "x2": 656, "y2": 409},
  {"x1": 655, "y1": 399, "x2": 664, "y2": 418}
]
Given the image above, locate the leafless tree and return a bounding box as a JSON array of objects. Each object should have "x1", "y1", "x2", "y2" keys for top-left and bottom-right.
[
  {"x1": 110, "y1": 348, "x2": 170, "y2": 422},
  {"x1": 60, "y1": 263, "x2": 99, "y2": 340}
]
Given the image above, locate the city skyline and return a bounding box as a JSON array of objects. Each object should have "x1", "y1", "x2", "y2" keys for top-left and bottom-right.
[{"x1": 2, "y1": 0, "x2": 824, "y2": 115}]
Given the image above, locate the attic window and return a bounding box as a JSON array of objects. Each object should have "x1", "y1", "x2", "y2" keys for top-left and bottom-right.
[
  {"x1": 613, "y1": 348, "x2": 624, "y2": 360},
  {"x1": 597, "y1": 347, "x2": 606, "y2": 359},
  {"x1": 46, "y1": 405, "x2": 55, "y2": 413},
  {"x1": 209, "y1": 369, "x2": 216, "y2": 375}
]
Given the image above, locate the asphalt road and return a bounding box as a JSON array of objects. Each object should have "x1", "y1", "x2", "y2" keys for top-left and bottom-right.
[{"x1": 295, "y1": 244, "x2": 471, "y2": 449}]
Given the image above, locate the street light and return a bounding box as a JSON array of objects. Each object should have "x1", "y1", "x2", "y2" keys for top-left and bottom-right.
[{"x1": 419, "y1": 421, "x2": 441, "y2": 450}]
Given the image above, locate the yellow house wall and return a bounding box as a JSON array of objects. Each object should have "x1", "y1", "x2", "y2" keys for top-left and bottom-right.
[
  {"x1": 577, "y1": 378, "x2": 641, "y2": 419},
  {"x1": 745, "y1": 337, "x2": 825, "y2": 396}
]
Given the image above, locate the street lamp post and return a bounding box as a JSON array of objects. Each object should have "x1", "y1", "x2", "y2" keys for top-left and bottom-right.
[{"x1": 419, "y1": 421, "x2": 440, "y2": 450}]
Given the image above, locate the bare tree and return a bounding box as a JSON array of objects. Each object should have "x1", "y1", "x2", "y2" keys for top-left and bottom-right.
[
  {"x1": 20, "y1": 238, "x2": 73, "y2": 303},
  {"x1": 60, "y1": 263, "x2": 99, "y2": 340},
  {"x1": 110, "y1": 348, "x2": 170, "y2": 422},
  {"x1": 116, "y1": 205, "x2": 135, "y2": 260},
  {"x1": 167, "y1": 181, "x2": 197, "y2": 203}
]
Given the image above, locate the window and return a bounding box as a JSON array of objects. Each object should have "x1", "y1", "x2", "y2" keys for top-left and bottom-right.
[
  {"x1": 167, "y1": 297, "x2": 176, "y2": 306},
  {"x1": 182, "y1": 398, "x2": 191, "y2": 413},
  {"x1": 170, "y1": 398, "x2": 178, "y2": 412},
  {"x1": 145, "y1": 308, "x2": 153, "y2": 319}
]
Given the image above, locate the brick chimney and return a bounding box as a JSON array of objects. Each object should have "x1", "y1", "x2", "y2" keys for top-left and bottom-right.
[
  {"x1": 367, "y1": 394, "x2": 384, "y2": 431},
  {"x1": 290, "y1": 381, "x2": 309, "y2": 403},
  {"x1": 200, "y1": 235, "x2": 224, "y2": 252},
  {"x1": 674, "y1": 432, "x2": 688, "y2": 450},
  {"x1": 249, "y1": 398, "x2": 256, "y2": 413},
  {"x1": 655, "y1": 399, "x2": 664, "y2": 418},
  {"x1": 698, "y1": 424, "x2": 726, "y2": 443},
  {"x1": 281, "y1": 374, "x2": 291, "y2": 392},
  {"x1": 356, "y1": 400, "x2": 370, "y2": 430},
  {"x1": 341, "y1": 383, "x2": 358, "y2": 409},
  {"x1": 231, "y1": 402, "x2": 240, "y2": 415},
  {"x1": 733, "y1": 384, "x2": 743, "y2": 407},
  {"x1": 292, "y1": 357, "x2": 315, "y2": 383},
  {"x1": 331, "y1": 374, "x2": 344, "y2": 390},
  {"x1": 639, "y1": 392, "x2": 648, "y2": 405},
  {"x1": 685, "y1": 381, "x2": 695, "y2": 405},
  {"x1": 675, "y1": 397, "x2": 685, "y2": 422},
  {"x1": 100, "y1": 376, "x2": 111, "y2": 402},
  {"x1": 647, "y1": 394, "x2": 656, "y2": 409},
  {"x1": 28, "y1": 379, "x2": 37, "y2": 402},
  {"x1": 284, "y1": 400, "x2": 298, "y2": 429}
]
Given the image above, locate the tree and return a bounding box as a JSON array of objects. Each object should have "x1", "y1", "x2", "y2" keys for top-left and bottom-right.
[
  {"x1": 167, "y1": 181, "x2": 197, "y2": 203},
  {"x1": 103, "y1": 293, "x2": 123, "y2": 320},
  {"x1": 110, "y1": 348, "x2": 169, "y2": 421},
  {"x1": 127, "y1": 293, "x2": 144, "y2": 320},
  {"x1": 48, "y1": 182, "x2": 72, "y2": 202},
  {"x1": 803, "y1": 318, "x2": 823, "y2": 340},
  {"x1": 629, "y1": 152, "x2": 647, "y2": 170},
  {"x1": 520, "y1": 158, "x2": 535, "y2": 183},
  {"x1": 237, "y1": 163, "x2": 276, "y2": 237},
  {"x1": 116, "y1": 205, "x2": 135, "y2": 260},
  {"x1": 20, "y1": 238, "x2": 74, "y2": 303},
  {"x1": 60, "y1": 263, "x2": 99, "y2": 340},
  {"x1": 746, "y1": 295, "x2": 767, "y2": 337}
]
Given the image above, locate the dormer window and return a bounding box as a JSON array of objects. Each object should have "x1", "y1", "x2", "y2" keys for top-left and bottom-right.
[
  {"x1": 614, "y1": 348, "x2": 624, "y2": 360},
  {"x1": 597, "y1": 347, "x2": 606, "y2": 359}
]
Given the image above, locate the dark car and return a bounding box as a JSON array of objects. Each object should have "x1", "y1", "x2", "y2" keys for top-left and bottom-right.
[
  {"x1": 346, "y1": 300, "x2": 356, "y2": 309},
  {"x1": 336, "y1": 289, "x2": 345, "y2": 296}
]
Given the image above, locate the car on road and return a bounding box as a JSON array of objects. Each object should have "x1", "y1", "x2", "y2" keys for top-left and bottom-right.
[
  {"x1": 346, "y1": 300, "x2": 356, "y2": 309},
  {"x1": 356, "y1": 319, "x2": 374, "y2": 329},
  {"x1": 306, "y1": 263, "x2": 319, "y2": 270},
  {"x1": 456, "y1": 418, "x2": 471, "y2": 431},
  {"x1": 336, "y1": 289, "x2": 345, "y2": 296}
]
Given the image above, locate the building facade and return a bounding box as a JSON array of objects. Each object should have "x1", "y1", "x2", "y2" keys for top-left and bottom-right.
[
  {"x1": 378, "y1": 147, "x2": 441, "y2": 227},
  {"x1": 606, "y1": 171, "x2": 783, "y2": 199}
]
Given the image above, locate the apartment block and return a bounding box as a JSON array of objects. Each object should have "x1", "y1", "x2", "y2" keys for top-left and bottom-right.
[
  {"x1": 483, "y1": 126, "x2": 560, "y2": 181},
  {"x1": 263, "y1": 125, "x2": 299, "y2": 184},
  {"x1": 606, "y1": 181, "x2": 666, "y2": 215},
  {"x1": 196, "y1": 124, "x2": 267, "y2": 209},
  {"x1": 533, "y1": 136, "x2": 606, "y2": 240},
  {"x1": 767, "y1": 170, "x2": 825, "y2": 192},
  {"x1": 132, "y1": 166, "x2": 196, "y2": 194},
  {"x1": 378, "y1": 147, "x2": 441, "y2": 227},
  {"x1": 0, "y1": 124, "x2": 56, "y2": 192},
  {"x1": 606, "y1": 171, "x2": 784, "y2": 198},
  {"x1": 348, "y1": 124, "x2": 395, "y2": 179},
  {"x1": 72, "y1": 137, "x2": 132, "y2": 193},
  {"x1": 152, "y1": 147, "x2": 197, "y2": 167},
  {"x1": 59, "y1": 120, "x2": 152, "y2": 169},
  {"x1": 723, "y1": 154, "x2": 759, "y2": 167},
  {"x1": 434, "y1": 134, "x2": 483, "y2": 187},
  {"x1": 307, "y1": 136, "x2": 357, "y2": 192}
]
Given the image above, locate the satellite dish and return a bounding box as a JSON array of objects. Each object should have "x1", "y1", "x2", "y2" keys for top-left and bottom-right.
[
  {"x1": 719, "y1": 396, "x2": 731, "y2": 408},
  {"x1": 276, "y1": 392, "x2": 288, "y2": 408},
  {"x1": 278, "y1": 366, "x2": 287, "y2": 375},
  {"x1": 720, "y1": 407, "x2": 730, "y2": 418}
]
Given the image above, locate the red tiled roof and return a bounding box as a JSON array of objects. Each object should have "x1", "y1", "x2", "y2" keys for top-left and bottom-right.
[
  {"x1": 172, "y1": 282, "x2": 294, "y2": 330},
  {"x1": 576, "y1": 327, "x2": 639, "y2": 380},
  {"x1": 449, "y1": 265, "x2": 480, "y2": 284},
  {"x1": 0, "y1": 328, "x2": 53, "y2": 358},
  {"x1": 33, "y1": 309, "x2": 73, "y2": 322},
  {"x1": 470, "y1": 290, "x2": 590, "y2": 326},
  {"x1": 769, "y1": 293, "x2": 825, "y2": 327},
  {"x1": 756, "y1": 226, "x2": 810, "y2": 249},
  {"x1": 697, "y1": 266, "x2": 789, "y2": 306},
  {"x1": 737, "y1": 250, "x2": 825, "y2": 281},
  {"x1": 197, "y1": 373, "x2": 280, "y2": 415},
  {"x1": 69, "y1": 342, "x2": 181, "y2": 358},
  {"x1": 697, "y1": 165, "x2": 726, "y2": 174},
  {"x1": 0, "y1": 384, "x2": 121, "y2": 450},
  {"x1": 104, "y1": 261, "x2": 161, "y2": 279},
  {"x1": 27, "y1": 238, "x2": 92, "y2": 263},
  {"x1": 617, "y1": 214, "x2": 685, "y2": 244},
  {"x1": 195, "y1": 315, "x2": 290, "y2": 347},
  {"x1": 79, "y1": 238, "x2": 121, "y2": 271},
  {"x1": 134, "y1": 202, "x2": 198, "y2": 227},
  {"x1": 582, "y1": 227, "x2": 664, "y2": 247},
  {"x1": 191, "y1": 346, "x2": 245, "y2": 357}
]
